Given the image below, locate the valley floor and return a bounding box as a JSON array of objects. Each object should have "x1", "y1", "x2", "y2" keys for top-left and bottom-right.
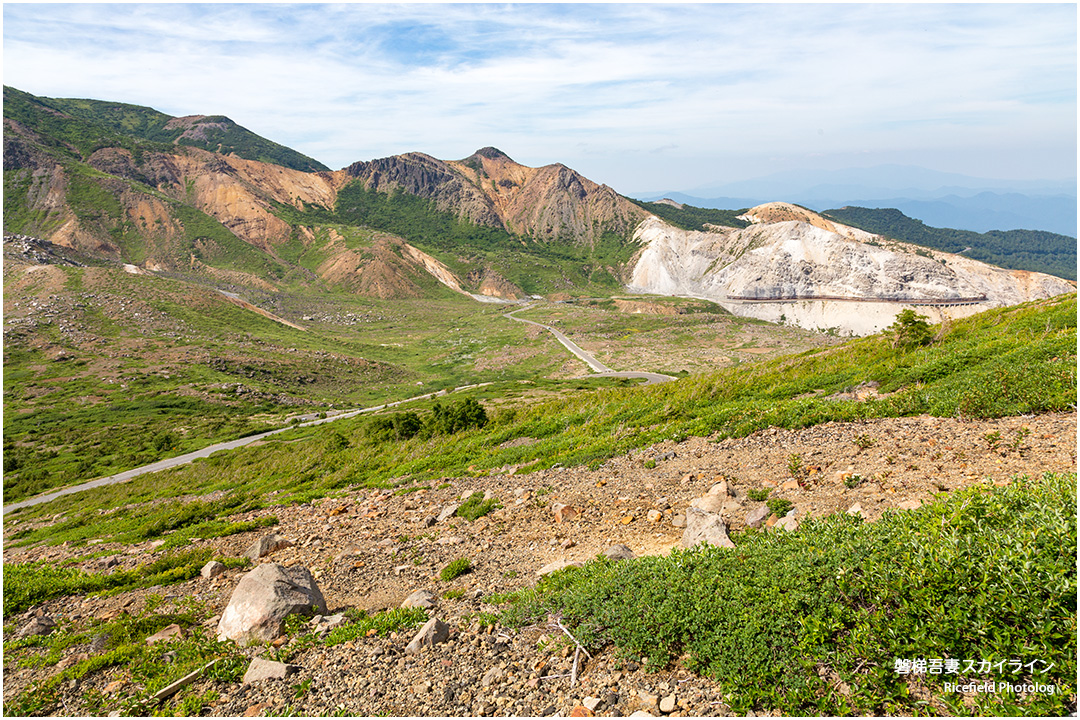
[{"x1": 3, "y1": 411, "x2": 1075, "y2": 717}]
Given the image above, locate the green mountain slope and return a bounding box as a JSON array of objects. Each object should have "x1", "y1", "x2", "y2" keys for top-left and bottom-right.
[
  {"x1": 631, "y1": 199, "x2": 750, "y2": 231},
  {"x1": 5, "y1": 87, "x2": 329, "y2": 172},
  {"x1": 823, "y1": 205, "x2": 1077, "y2": 281}
]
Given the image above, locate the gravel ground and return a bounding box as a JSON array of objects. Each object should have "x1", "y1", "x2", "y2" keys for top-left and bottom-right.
[{"x1": 4, "y1": 411, "x2": 1075, "y2": 717}]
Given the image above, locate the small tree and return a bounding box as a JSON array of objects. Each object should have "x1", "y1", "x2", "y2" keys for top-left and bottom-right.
[{"x1": 887, "y1": 309, "x2": 933, "y2": 349}]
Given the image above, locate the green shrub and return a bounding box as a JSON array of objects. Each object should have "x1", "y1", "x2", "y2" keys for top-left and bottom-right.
[
  {"x1": 440, "y1": 558, "x2": 472, "y2": 582},
  {"x1": 323, "y1": 607, "x2": 427, "y2": 646},
  {"x1": 427, "y1": 398, "x2": 488, "y2": 436},
  {"x1": 455, "y1": 492, "x2": 500, "y2": 521},
  {"x1": 747, "y1": 488, "x2": 770, "y2": 502},
  {"x1": 887, "y1": 309, "x2": 933, "y2": 349},
  {"x1": 498, "y1": 472, "x2": 1076, "y2": 716},
  {"x1": 766, "y1": 498, "x2": 794, "y2": 518}
]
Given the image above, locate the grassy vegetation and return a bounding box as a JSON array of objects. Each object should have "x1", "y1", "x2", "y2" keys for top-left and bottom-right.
[
  {"x1": 3, "y1": 605, "x2": 249, "y2": 717},
  {"x1": 276, "y1": 181, "x2": 639, "y2": 296},
  {"x1": 3, "y1": 549, "x2": 248, "y2": 616},
  {"x1": 440, "y1": 558, "x2": 473, "y2": 582},
  {"x1": 2, "y1": 258, "x2": 578, "y2": 503},
  {"x1": 9, "y1": 86, "x2": 329, "y2": 172},
  {"x1": 2, "y1": 591, "x2": 426, "y2": 716},
  {"x1": 631, "y1": 198, "x2": 750, "y2": 231},
  {"x1": 455, "y1": 492, "x2": 501, "y2": 521},
  {"x1": 6, "y1": 295, "x2": 1073, "y2": 544},
  {"x1": 497, "y1": 472, "x2": 1076, "y2": 716}
]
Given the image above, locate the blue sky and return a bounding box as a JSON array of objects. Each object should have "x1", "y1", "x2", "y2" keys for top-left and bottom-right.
[{"x1": 3, "y1": 3, "x2": 1076, "y2": 194}]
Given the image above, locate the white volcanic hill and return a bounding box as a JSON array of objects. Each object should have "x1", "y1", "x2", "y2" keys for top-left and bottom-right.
[{"x1": 628, "y1": 203, "x2": 1075, "y2": 335}]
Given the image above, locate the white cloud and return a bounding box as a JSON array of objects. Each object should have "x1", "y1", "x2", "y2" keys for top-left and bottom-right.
[{"x1": 3, "y1": 3, "x2": 1075, "y2": 189}]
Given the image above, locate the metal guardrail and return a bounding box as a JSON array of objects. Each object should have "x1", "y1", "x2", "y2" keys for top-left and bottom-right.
[{"x1": 724, "y1": 294, "x2": 988, "y2": 306}]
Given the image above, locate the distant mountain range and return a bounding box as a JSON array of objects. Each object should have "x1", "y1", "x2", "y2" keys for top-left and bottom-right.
[
  {"x1": 636, "y1": 165, "x2": 1077, "y2": 237},
  {"x1": 3, "y1": 86, "x2": 1073, "y2": 337}
]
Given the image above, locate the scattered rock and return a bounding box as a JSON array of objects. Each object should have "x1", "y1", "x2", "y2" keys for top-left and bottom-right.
[
  {"x1": 309, "y1": 614, "x2": 346, "y2": 635},
  {"x1": 16, "y1": 615, "x2": 55, "y2": 638},
  {"x1": 244, "y1": 534, "x2": 293, "y2": 561},
  {"x1": 747, "y1": 507, "x2": 773, "y2": 528},
  {"x1": 897, "y1": 499, "x2": 922, "y2": 511},
  {"x1": 571, "y1": 706, "x2": 595, "y2": 717},
  {"x1": 681, "y1": 507, "x2": 735, "y2": 549},
  {"x1": 201, "y1": 560, "x2": 226, "y2": 579},
  {"x1": 145, "y1": 623, "x2": 183, "y2": 645},
  {"x1": 602, "y1": 544, "x2": 635, "y2": 561},
  {"x1": 552, "y1": 503, "x2": 580, "y2": 523},
  {"x1": 659, "y1": 694, "x2": 677, "y2": 713},
  {"x1": 583, "y1": 696, "x2": 603, "y2": 712},
  {"x1": 217, "y1": 563, "x2": 327, "y2": 644},
  {"x1": 401, "y1": 589, "x2": 438, "y2": 610},
  {"x1": 688, "y1": 494, "x2": 725, "y2": 513},
  {"x1": 538, "y1": 559, "x2": 584, "y2": 576},
  {"x1": 707, "y1": 480, "x2": 729, "y2": 497},
  {"x1": 781, "y1": 479, "x2": 801, "y2": 491},
  {"x1": 481, "y1": 666, "x2": 504, "y2": 687},
  {"x1": 437, "y1": 504, "x2": 460, "y2": 523},
  {"x1": 405, "y1": 617, "x2": 450, "y2": 654},
  {"x1": 847, "y1": 502, "x2": 863, "y2": 516},
  {"x1": 242, "y1": 657, "x2": 299, "y2": 685},
  {"x1": 772, "y1": 516, "x2": 799, "y2": 533},
  {"x1": 646, "y1": 509, "x2": 664, "y2": 523},
  {"x1": 671, "y1": 513, "x2": 687, "y2": 528}
]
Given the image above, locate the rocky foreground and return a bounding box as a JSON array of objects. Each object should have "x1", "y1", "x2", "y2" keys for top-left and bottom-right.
[{"x1": 4, "y1": 412, "x2": 1075, "y2": 717}]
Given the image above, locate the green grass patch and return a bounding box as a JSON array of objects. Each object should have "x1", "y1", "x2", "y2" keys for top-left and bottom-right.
[
  {"x1": 323, "y1": 607, "x2": 428, "y2": 646},
  {"x1": 3, "y1": 549, "x2": 248, "y2": 615},
  {"x1": 440, "y1": 558, "x2": 472, "y2": 582},
  {"x1": 499, "y1": 472, "x2": 1076, "y2": 716},
  {"x1": 455, "y1": 492, "x2": 501, "y2": 521}
]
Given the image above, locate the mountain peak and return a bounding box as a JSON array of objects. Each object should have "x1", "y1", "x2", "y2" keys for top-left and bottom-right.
[{"x1": 472, "y1": 146, "x2": 513, "y2": 162}]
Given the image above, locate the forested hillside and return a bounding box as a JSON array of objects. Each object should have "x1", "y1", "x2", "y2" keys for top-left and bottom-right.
[{"x1": 823, "y1": 206, "x2": 1077, "y2": 281}]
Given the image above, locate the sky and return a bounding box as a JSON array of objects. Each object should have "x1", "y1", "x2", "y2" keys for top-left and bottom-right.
[{"x1": 3, "y1": 3, "x2": 1076, "y2": 195}]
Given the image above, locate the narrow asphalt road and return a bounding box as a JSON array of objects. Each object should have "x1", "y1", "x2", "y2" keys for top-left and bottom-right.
[
  {"x1": 504, "y1": 306, "x2": 676, "y2": 385},
  {"x1": 1, "y1": 386, "x2": 494, "y2": 515},
  {"x1": 5, "y1": 303, "x2": 674, "y2": 513}
]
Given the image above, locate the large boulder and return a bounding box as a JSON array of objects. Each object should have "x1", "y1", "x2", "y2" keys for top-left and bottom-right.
[
  {"x1": 680, "y1": 507, "x2": 735, "y2": 549},
  {"x1": 217, "y1": 563, "x2": 327, "y2": 644}
]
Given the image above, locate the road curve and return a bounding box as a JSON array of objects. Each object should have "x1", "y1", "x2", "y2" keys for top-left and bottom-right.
[
  {"x1": 1, "y1": 385, "x2": 494, "y2": 515},
  {"x1": 5, "y1": 303, "x2": 677, "y2": 513},
  {"x1": 504, "y1": 306, "x2": 675, "y2": 385}
]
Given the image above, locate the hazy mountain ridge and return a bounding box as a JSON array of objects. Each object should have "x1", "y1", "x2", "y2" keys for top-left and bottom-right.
[{"x1": 639, "y1": 163, "x2": 1077, "y2": 237}]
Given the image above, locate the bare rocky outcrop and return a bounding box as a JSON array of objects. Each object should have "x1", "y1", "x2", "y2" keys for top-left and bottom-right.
[{"x1": 628, "y1": 206, "x2": 1075, "y2": 335}]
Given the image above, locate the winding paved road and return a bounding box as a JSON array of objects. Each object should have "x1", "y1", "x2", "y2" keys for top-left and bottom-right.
[
  {"x1": 504, "y1": 306, "x2": 676, "y2": 385},
  {"x1": 4, "y1": 303, "x2": 674, "y2": 514},
  {"x1": 1, "y1": 386, "x2": 491, "y2": 515}
]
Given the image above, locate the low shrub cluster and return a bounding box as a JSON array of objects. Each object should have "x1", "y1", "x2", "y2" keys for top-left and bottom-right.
[
  {"x1": 500, "y1": 472, "x2": 1076, "y2": 716},
  {"x1": 455, "y1": 492, "x2": 501, "y2": 521},
  {"x1": 3, "y1": 550, "x2": 247, "y2": 616},
  {"x1": 363, "y1": 397, "x2": 488, "y2": 442}
]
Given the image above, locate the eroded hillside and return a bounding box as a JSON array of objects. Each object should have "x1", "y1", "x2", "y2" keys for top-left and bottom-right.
[{"x1": 627, "y1": 203, "x2": 1076, "y2": 335}]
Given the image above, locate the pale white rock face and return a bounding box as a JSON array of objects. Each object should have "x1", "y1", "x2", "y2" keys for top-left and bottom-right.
[{"x1": 627, "y1": 213, "x2": 1074, "y2": 336}]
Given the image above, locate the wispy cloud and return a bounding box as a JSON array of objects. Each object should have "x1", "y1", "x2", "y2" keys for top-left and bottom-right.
[{"x1": 3, "y1": 3, "x2": 1075, "y2": 189}]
